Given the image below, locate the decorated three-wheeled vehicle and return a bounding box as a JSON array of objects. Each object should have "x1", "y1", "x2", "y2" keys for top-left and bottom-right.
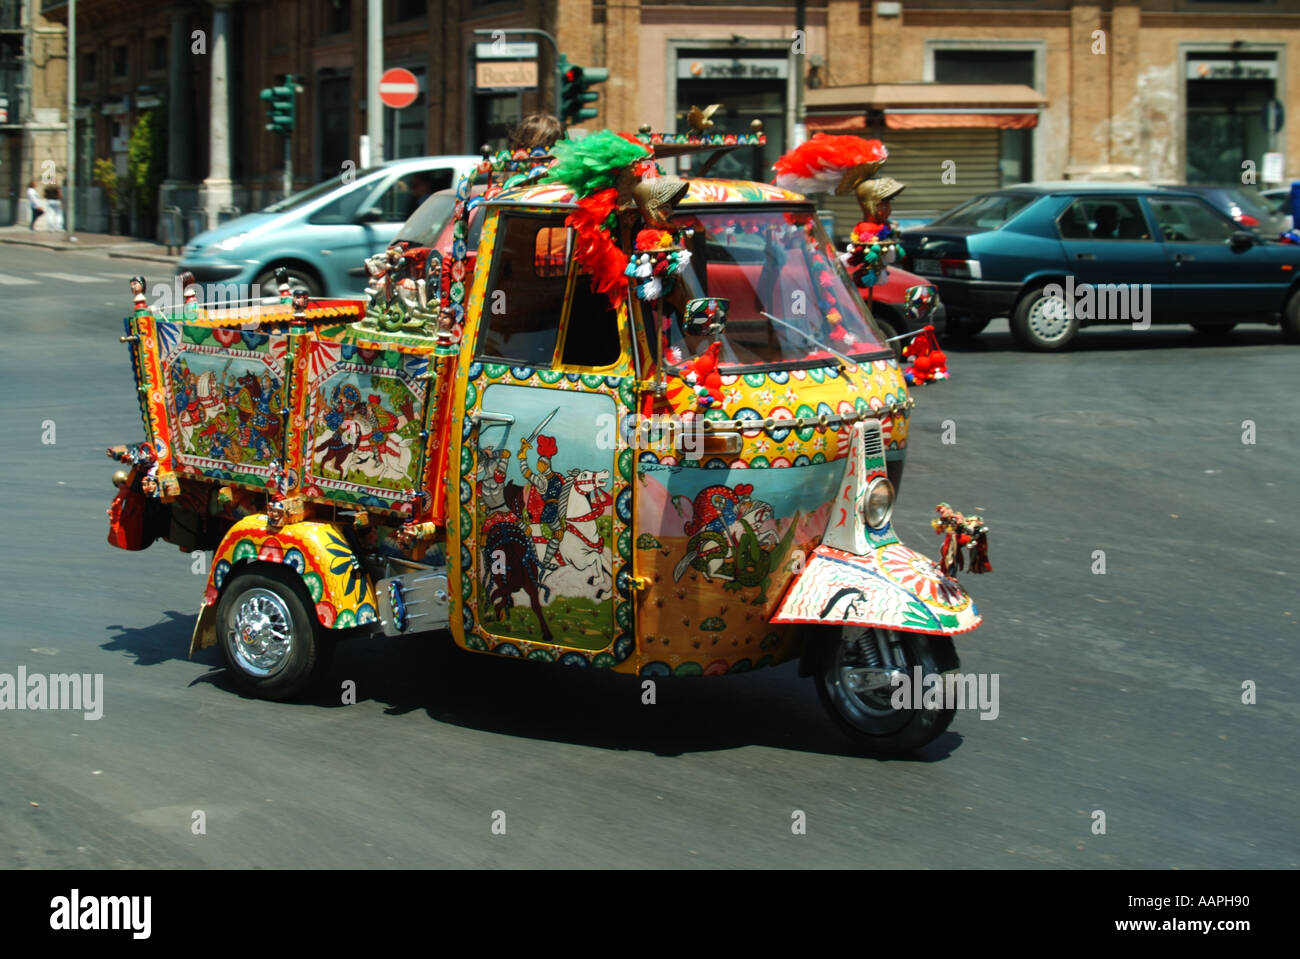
[{"x1": 106, "y1": 121, "x2": 990, "y2": 752}]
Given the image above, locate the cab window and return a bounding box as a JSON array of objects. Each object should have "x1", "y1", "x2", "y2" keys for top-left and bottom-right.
[{"x1": 477, "y1": 213, "x2": 567, "y2": 367}]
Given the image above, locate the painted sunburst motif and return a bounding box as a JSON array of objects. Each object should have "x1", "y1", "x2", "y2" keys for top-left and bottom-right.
[{"x1": 877, "y1": 544, "x2": 970, "y2": 610}]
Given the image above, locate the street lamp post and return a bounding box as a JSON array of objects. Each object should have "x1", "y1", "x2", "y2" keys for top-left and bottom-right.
[{"x1": 65, "y1": 0, "x2": 76, "y2": 235}]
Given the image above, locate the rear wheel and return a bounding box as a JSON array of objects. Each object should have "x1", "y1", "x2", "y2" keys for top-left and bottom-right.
[
  {"x1": 870, "y1": 308, "x2": 903, "y2": 358},
  {"x1": 254, "y1": 265, "x2": 322, "y2": 300},
  {"x1": 216, "y1": 566, "x2": 333, "y2": 700},
  {"x1": 812, "y1": 626, "x2": 958, "y2": 754},
  {"x1": 1282, "y1": 291, "x2": 1300, "y2": 343},
  {"x1": 1011, "y1": 284, "x2": 1078, "y2": 351}
]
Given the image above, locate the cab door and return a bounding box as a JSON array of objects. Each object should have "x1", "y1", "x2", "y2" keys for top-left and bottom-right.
[{"x1": 455, "y1": 209, "x2": 635, "y2": 662}]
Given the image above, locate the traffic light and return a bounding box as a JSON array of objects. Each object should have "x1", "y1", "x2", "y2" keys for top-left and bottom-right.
[
  {"x1": 559, "y1": 55, "x2": 607, "y2": 125},
  {"x1": 260, "y1": 75, "x2": 299, "y2": 135}
]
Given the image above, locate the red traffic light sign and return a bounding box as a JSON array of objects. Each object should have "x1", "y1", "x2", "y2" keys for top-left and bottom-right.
[{"x1": 378, "y1": 68, "x2": 419, "y2": 109}]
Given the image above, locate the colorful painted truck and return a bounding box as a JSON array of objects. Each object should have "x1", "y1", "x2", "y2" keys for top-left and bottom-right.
[{"x1": 106, "y1": 125, "x2": 990, "y2": 753}]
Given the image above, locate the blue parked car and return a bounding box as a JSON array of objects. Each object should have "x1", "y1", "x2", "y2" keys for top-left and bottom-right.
[
  {"x1": 178, "y1": 156, "x2": 482, "y2": 298},
  {"x1": 901, "y1": 183, "x2": 1300, "y2": 350}
]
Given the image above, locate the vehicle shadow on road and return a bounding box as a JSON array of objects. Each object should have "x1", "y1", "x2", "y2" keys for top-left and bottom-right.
[
  {"x1": 102, "y1": 614, "x2": 961, "y2": 761},
  {"x1": 325, "y1": 634, "x2": 962, "y2": 762},
  {"x1": 944, "y1": 323, "x2": 1285, "y2": 354},
  {"x1": 102, "y1": 609, "x2": 222, "y2": 669}
]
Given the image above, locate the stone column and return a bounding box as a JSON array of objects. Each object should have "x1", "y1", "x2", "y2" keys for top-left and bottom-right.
[
  {"x1": 1067, "y1": 4, "x2": 1107, "y2": 175},
  {"x1": 199, "y1": 0, "x2": 234, "y2": 223},
  {"x1": 161, "y1": 5, "x2": 196, "y2": 219},
  {"x1": 167, "y1": 7, "x2": 194, "y2": 181}
]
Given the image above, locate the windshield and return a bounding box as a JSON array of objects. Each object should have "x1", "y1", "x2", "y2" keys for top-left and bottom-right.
[
  {"x1": 261, "y1": 167, "x2": 386, "y2": 214},
  {"x1": 931, "y1": 192, "x2": 1034, "y2": 229},
  {"x1": 659, "y1": 207, "x2": 886, "y2": 371},
  {"x1": 394, "y1": 193, "x2": 459, "y2": 246}
]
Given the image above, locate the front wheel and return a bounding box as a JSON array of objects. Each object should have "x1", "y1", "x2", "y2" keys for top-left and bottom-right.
[
  {"x1": 216, "y1": 566, "x2": 333, "y2": 700},
  {"x1": 812, "y1": 626, "x2": 958, "y2": 754},
  {"x1": 1011, "y1": 284, "x2": 1078, "y2": 351}
]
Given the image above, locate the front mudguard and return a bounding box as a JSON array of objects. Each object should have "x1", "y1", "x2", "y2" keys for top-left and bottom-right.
[{"x1": 772, "y1": 543, "x2": 981, "y2": 637}]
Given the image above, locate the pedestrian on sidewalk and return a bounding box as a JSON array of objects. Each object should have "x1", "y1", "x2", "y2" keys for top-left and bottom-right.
[{"x1": 26, "y1": 181, "x2": 45, "y2": 231}]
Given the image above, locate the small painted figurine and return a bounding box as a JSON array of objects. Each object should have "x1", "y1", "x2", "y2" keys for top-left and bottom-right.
[
  {"x1": 129, "y1": 275, "x2": 149, "y2": 316},
  {"x1": 275, "y1": 267, "x2": 292, "y2": 304}
]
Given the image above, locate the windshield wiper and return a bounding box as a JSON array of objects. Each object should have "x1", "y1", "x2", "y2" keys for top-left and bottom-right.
[{"x1": 760, "y1": 311, "x2": 858, "y2": 369}]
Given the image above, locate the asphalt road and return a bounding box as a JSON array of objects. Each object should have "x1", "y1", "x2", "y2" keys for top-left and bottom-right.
[{"x1": 2, "y1": 242, "x2": 1297, "y2": 868}]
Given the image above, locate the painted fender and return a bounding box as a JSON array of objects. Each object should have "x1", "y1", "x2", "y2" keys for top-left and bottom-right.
[
  {"x1": 190, "y1": 515, "x2": 380, "y2": 655},
  {"x1": 770, "y1": 543, "x2": 981, "y2": 636}
]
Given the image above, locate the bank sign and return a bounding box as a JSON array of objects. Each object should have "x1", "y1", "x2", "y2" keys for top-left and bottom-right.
[
  {"x1": 678, "y1": 58, "x2": 789, "y2": 81},
  {"x1": 1188, "y1": 60, "x2": 1278, "y2": 81}
]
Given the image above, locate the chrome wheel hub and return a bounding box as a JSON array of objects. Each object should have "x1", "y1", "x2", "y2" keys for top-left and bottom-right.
[{"x1": 227, "y1": 589, "x2": 293, "y2": 677}]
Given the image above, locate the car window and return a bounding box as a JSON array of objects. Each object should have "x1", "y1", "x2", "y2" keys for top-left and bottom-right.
[
  {"x1": 1225, "y1": 188, "x2": 1274, "y2": 222},
  {"x1": 1057, "y1": 197, "x2": 1151, "y2": 241},
  {"x1": 930, "y1": 193, "x2": 1035, "y2": 229},
  {"x1": 369, "y1": 168, "x2": 455, "y2": 224},
  {"x1": 308, "y1": 181, "x2": 377, "y2": 225},
  {"x1": 394, "y1": 192, "x2": 458, "y2": 246},
  {"x1": 476, "y1": 213, "x2": 568, "y2": 367},
  {"x1": 1148, "y1": 197, "x2": 1237, "y2": 243}
]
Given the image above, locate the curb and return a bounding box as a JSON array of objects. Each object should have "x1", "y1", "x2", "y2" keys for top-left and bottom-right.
[{"x1": 107, "y1": 250, "x2": 180, "y2": 265}]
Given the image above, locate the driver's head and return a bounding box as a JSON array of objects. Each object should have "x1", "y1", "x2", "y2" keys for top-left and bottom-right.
[{"x1": 511, "y1": 114, "x2": 562, "y2": 152}]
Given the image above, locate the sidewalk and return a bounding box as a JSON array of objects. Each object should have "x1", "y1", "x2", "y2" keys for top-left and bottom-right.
[{"x1": 0, "y1": 226, "x2": 179, "y2": 264}]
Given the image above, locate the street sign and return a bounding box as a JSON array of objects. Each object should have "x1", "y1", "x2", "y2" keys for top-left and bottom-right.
[
  {"x1": 475, "y1": 61, "x2": 538, "y2": 92},
  {"x1": 476, "y1": 41, "x2": 538, "y2": 60},
  {"x1": 1262, "y1": 152, "x2": 1284, "y2": 184},
  {"x1": 1262, "y1": 99, "x2": 1285, "y2": 135},
  {"x1": 379, "y1": 68, "x2": 420, "y2": 109}
]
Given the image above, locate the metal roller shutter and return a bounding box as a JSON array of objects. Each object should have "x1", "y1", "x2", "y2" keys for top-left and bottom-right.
[{"x1": 815, "y1": 129, "x2": 1000, "y2": 240}]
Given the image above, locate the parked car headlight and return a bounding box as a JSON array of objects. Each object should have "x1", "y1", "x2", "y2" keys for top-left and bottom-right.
[{"x1": 863, "y1": 478, "x2": 895, "y2": 529}]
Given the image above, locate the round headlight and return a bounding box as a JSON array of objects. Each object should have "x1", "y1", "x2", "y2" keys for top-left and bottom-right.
[{"x1": 864, "y1": 478, "x2": 895, "y2": 529}]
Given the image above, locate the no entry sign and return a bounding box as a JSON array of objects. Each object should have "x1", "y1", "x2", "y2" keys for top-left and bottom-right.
[{"x1": 379, "y1": 68, "x2": 419, "y2": 109}]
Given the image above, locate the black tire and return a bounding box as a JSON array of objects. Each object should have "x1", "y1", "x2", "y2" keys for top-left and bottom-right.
[
  {"x1": 254, "y1": 265, "x2": 322, "y2": 300},
  {"x1": 1190, "y1": 321, "x2": 1237, "y2": 335},
  {"x1": 944, "y1": 315, "x2": 991, "y2": 339},
  {"x1": 870, "y1": 308, "x2": 902, "y2": 358},
  {"x1": 1282, "y1": 291, "x2": 1300, "y2": 343},
  {"x1": 215, "y1": 565, "x2": 333, "y2": 700},
  {"x1": 1011, "y1": 283, "x2": 1078, "y2": 351},
  {"x1": 812, "y1": 626, "x2": 958, "y2": 754}
]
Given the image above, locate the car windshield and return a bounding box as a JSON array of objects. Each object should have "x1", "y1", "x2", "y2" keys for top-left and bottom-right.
[
  {"x1": 659, "y1": 207, "x2": 886, "y2": 371},
  {"x1": 930, "y1": 192, "x2": 1035, "y2": 229},
  {"x1": 261, "y1": 167, "x2": 386, "y2": 213},
  {"x1": 394, "y1": 193, "x2": 459, "y2": 246}
]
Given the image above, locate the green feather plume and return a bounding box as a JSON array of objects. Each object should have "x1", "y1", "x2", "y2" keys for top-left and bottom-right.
[{"x1": 541, "y1": 130, "x2": 650, "y2": 197}]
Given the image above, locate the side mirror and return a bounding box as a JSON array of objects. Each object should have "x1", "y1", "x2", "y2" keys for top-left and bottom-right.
[
  {"x1": 357, "y1": 207, "x2": 384, "y2": 224},
  {"x1": 1229, "y1": 231, "x2": 1256, "y2": 251},
  {"x1": 678, "y1": 297, "x2": 729, "y2": 337},
  {"x1": 903, "y1": 285, "x2": 938, "y2": 324}
]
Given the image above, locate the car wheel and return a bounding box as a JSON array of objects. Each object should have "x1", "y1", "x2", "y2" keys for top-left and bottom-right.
[
  {"x1": 1012, "y1": 284, "x2": 1078, "y2": 351},
  {"x1": 254, "y1": 266, "x2": 322, "y2": 300},
  {"x1": 1282, "y1": 291, "x2": 1300, "y2": 343},
  {"x1": 216, "y1": 565, "x2": 334, "y2": 700},
  {"x1": 1190, "y1": 322, "x2": 1237, "y2": 336},
  {"x1": 870, "y1": 307, "x2": 903, "y2": 358}
]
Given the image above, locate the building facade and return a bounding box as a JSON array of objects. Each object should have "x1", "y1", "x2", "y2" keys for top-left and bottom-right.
[
  {"x1": 36, "y1": 0, "x2": 1300, "y2": 234},
  {"x1": 2, "y1": 1, "x2": 67, "y2": 226}
]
